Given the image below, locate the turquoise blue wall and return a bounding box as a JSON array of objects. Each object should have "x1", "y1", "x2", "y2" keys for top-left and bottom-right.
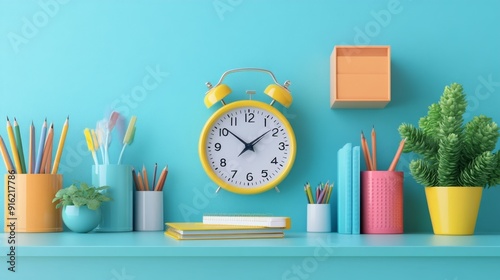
[{"x1": 1, "y1": 0, "x2": 500, "y2": 233}]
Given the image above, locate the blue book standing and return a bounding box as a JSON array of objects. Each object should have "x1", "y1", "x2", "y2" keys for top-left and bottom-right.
[
  {"x1": 337, "y1": 143, "x2": 352, "y2": 234},
  {"x1": 352, "y1": 146, "x2": 361, "y2": 234}
]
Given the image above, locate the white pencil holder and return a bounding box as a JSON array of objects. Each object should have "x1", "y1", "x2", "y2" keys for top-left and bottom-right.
[{"x1": 307, "y1": 204, "x2": 331, "y2": 233}]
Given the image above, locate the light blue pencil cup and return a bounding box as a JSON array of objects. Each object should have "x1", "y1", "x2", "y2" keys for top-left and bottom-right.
[{"x1": 92, "y1": 164, "x2": 133, "y2": 232}]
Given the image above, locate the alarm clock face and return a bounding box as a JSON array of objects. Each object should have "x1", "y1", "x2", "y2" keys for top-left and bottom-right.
[{"x1": 199, "y1": 100, "x2": 296, "y2": 194}]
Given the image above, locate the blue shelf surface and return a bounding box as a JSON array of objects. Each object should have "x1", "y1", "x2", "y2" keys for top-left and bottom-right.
[
  {"x1": 2, "y1": 232, "x2": 500, "y2": 257},
  {"x1": 2, "y1": 232, "x2": 500, "y2": 280}
]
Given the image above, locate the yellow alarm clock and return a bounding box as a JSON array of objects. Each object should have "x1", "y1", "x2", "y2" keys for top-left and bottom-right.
[{"x1": 199, "y1": 68, "x2": 297, "y2": 195}]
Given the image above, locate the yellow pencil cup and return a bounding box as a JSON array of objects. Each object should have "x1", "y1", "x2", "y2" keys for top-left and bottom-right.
[{"x1": 4, "y1": 173, "x2": 63, "y2": 233}]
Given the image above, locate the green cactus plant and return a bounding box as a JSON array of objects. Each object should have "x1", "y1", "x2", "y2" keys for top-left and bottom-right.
[{"x1": 398, "y1": 83, "x2": 500, "y2": 187}]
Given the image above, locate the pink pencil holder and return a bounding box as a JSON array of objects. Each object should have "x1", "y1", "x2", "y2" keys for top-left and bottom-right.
[{"x1": 361, "y1": 171, "x2": 403, "y2": 234}]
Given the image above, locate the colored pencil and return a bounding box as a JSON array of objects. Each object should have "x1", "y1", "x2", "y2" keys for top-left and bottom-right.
[
  {"x1": 152, "y1": 163, "x2": 158, "y2": 190},
  {"x1": 154, "y1": 166, "x2": 167, "y2": 191},
  {"x1": 304, "y1": 185, "x2": 310, "y2": 203},
  {"x1": 371, "y1": 126, "x2": 377, "y2": 171},
  {"x1": 0, "y1": 135, "x2": 14, "y2": 172},
  {"x1": 13, "y1": 118, "x2": 27, "y2": 173},
  {"x1": 361, "y1": 131, "x2": 373, "y2": 171},
  {"x1": 157, "y1": 166, "x2": 168, "y2": 191},
  {"x1": 388, "y1": 138, "x2": 406, "y2": 171},
  {"x1": 34, "y1": 119, "x2": 47, "y2": 174},
  {"x1": 45, "y1": 138, "x2": 53, "y2": 174},
  {"x1": 317, "y1": 183, "x2": 328, "y2": 204},
  {"x1": 40, "y1": 124, "x2": 54, "y2": 174},
  {"x1": 325, "y1": 183, "x2": 333, "y2": 204},
  {"x1": 6, "y1": 117, "x2": 21, "y2": 173},
  {"x1": 137, "y1": 172, "x2": 145, "y2": 191},
  {"x1": 142, "y1": 164, "x2": 149, "y2": 191},
  {"x1": 305, "y1": 183, "x2": 314, "y2": 204},
  {"x1": 29, "y1": 122, "x2": 35, "y2": 173},
  {"x1": 52, "y1": 116, "x2": 69, "y2": 174}
]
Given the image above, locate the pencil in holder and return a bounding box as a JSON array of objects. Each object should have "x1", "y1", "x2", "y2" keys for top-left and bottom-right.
[
  {"x1": 134, "y1": 191, "x2": 164, "y2": 231},
  {"x1": 92, "y1": 164, "x2": 133, "y2": 232},
  {"x1": 4, "y1": 173, "x2": 63, "y2": 233},
  {"x1": 361, "y1": 171, "x2": 403, "y2": 234}
]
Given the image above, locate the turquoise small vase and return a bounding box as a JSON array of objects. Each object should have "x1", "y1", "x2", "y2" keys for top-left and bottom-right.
[{"x1": 62, "y1": 205, "x2": 101, "y2": 233}]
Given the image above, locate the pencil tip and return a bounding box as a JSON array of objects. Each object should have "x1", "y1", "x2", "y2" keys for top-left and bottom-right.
[{"x1": 6, "y1": 116, "x2": 9, "y2": 121}]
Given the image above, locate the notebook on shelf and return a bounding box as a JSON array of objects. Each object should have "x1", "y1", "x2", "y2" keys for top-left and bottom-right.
[
  {"x1": 202, "y1": 215, "x2": 291, "y2": 228},
  {"x1": 337, "y1": 143, "x2": 352, "y2": 234},
  {"x1": 164, "y1": 222, "x2": 287, "y2": 240}
]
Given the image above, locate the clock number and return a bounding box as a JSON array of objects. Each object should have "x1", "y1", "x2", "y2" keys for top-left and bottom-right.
[
  {"x1": 219, "y1": 128, "x2": 229, "y2": 136},
  {"x1": 220, "y1": 158, "x2": 227, "y2": 167},
  {"x1": 261, "y1": 170, "x2": 268, "y2": 177},
  {"x1": 278, "y1": 142, "x2": 286, "y2": 150},
  {"x1": 245, "y1": 112, "x2": 255, "y2": 123},
  {"x1": 230, "y1": 117, "x2": 237, "y2": 126},
  {"x1": 231, "y1": 170, "x2": 237, "y2": 178},
  {"x1": 246, "y1": 172, "x2": 253, "y2": 181},
  {"x1": 271, "y1": 157, "x2": 278, "y2": 164},
  {"x1": 214, "y1": 143, "x2": 222, "y2": 151},
  {"x1": 272, "y1": 128, "x2": 279, "y2": 137}
]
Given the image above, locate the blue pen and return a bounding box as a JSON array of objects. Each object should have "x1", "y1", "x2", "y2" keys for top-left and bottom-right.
[{"x1": 34, "y1": 119, "x2": 47, "y2": 174}]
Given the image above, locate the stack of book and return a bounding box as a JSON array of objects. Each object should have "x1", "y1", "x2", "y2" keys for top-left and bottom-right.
[
  {"x1": 337, "y1": 143, "x2": 361, "y2": 234},
  {"x1": 165, "y1": 215, "x2": 291, "y2": 240}
]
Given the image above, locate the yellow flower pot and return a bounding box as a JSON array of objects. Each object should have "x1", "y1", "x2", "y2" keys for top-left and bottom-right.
[{"x1": 425, "y1": 186, "x2": 483, "y2": 235}]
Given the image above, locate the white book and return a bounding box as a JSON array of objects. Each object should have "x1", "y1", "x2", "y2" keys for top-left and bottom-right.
[{"x1": 203, "y1": 215, "x2": 291, "y2": 228}]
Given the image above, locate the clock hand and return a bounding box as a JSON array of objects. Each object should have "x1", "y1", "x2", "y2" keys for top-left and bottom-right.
[
  {"x1": 249, "y1": 129, "x2": 272, "y2": 146},
  {"x1": 226, "y1": 129, "x2": 250, "y2": 146},
  {"x1": 237, "y1": 130, "x2": 272, "y2": 157},
  {"x1": 226, "y1": 129, "x2": 255, "y2": 156}
]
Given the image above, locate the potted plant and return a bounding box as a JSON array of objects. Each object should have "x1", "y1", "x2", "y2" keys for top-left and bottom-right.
[
  {"x1": 53, "y1": 182, "x2": 111, "y2": 233},
  {"x1": 398, "y1": 83, "x2": 500, "y2": 235}
]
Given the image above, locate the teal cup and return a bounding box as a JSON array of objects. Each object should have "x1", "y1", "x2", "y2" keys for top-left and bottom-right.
[{"x1": 92, "y1": 164, "x2": 133, "y2": 232}]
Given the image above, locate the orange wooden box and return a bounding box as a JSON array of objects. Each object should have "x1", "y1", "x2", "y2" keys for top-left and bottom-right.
[{"x1": 330, "y1": 46, "x2": 391, "y2": 108}]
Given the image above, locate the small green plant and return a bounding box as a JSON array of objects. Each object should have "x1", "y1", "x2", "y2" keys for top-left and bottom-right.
[
  {"x1": 52, "y1": 182, "x2": 111, "y2": 210},
  {"x1": 398, "y1": 83, "x2": 500, "y2": 187}
]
